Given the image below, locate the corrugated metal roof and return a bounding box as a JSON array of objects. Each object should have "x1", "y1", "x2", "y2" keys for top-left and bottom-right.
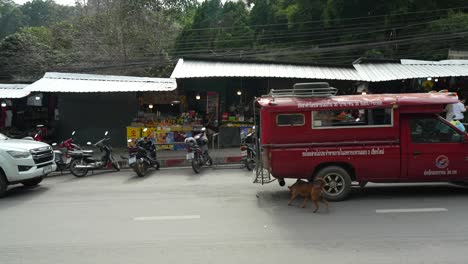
[
  {"x1": 170, "y1": 58, "x2": 362, "y2": 81},
  {"x1": 171, "y1": 58, "x2": 468, "y2": 82},
  {"x1": 354, "y1": 63, "x2": 468, "y2": 82},
  {"x1": 27, "y1": 72, "x2": 177, "y2": 93},
  {"x1": 401, "y1": 59, "x2": 468, "y2": 65},
  {"x1": 0, "y1": 84, "x2": 31, "y2": 99}
]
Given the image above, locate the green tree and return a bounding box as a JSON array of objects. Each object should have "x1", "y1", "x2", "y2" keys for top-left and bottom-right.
[
  {"x1": 0, "y1": 27, "x2": 55, "y2": 81},
  {"x1": 0, "y1": 0, "x2": 25, "y2": 39},
  {"x1": 20, "y1": 0, "x2": 77, "y2": 27}
]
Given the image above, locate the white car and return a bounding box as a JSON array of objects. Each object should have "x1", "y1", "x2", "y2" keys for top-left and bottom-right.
[{"x1": 0, "y1": 133, "x2": 56, "y2": 197}]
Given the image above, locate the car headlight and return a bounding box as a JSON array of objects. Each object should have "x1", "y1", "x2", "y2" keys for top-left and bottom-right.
[{"x1": 7, "y1": 151, "x2": 31, "y2": 159}]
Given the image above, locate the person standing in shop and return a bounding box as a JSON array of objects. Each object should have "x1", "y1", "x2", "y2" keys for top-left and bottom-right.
[{"x1": 445, "y1": 97, "x2": 466, "y2": 122}]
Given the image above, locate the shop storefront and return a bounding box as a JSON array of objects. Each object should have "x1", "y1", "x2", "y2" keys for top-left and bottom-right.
[
  {"x1": 126, "y1": 91, "x2": 204, "y2": 150},
  {"x1": 26, "y1": 72, "x2": 177, "y2": 147},
  {"x1": 0, "y1": 84, "x2": 57, "y2": 140}
]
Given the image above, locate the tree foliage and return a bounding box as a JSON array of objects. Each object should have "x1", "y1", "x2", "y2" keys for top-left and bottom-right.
[{"x1": 0, "y1": 0, "x2": 467, "y2": 81}]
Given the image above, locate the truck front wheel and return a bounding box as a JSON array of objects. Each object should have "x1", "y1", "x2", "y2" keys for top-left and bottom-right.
[
  {"x1": 316, "y1": 166, "x2": 352, "y2": 201},
  {"x1": 0, "y1": 171, "x2": 7, "y2": 197}
]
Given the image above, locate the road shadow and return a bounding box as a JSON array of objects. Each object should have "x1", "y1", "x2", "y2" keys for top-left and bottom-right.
[
  {"x1": 123, "y1": 171, "x2": 157, "y2": 183},
  {"x1": 60, "y1": 170, "x2": 126, "y2": 182},
  {"x1": 253, "y1": 183, "x2": 468, "y2": 250},
  {"x1": 255, "y1": 183, "x2": 468, "y2": 208},
  {"x1": 0, "y1": 185, "x2": 49, "y2": 209},
  {"x1": 353, "y1": 184, "x2": 468, "y2": 201}
]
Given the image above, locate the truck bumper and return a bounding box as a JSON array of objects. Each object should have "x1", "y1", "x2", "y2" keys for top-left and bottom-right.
[{"x1": 6, "y1": 162, "x2": 57, "y2": 183}]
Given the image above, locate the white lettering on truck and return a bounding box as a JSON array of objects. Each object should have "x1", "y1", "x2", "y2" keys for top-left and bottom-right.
[
  {"x1": 424, "y1": 169, "x2": 458, "y2": 176},
  {"x1": 298, "y1": 101, "x2": 384, "y2": 109},
  {"x1": 302, "y1": 148, "x2": 385, "y2": 157}
]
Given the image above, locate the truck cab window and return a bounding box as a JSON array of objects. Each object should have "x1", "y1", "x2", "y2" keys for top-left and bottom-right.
[
  {"x1": 312, "y1": 108, "x2": 392, "y2": 128},
  {"x1": 276, "y1": 114, "x2": 304, "y2": 126},
  {"x1": 410, "y1": 118, "x2": 461, "y2": 143}
]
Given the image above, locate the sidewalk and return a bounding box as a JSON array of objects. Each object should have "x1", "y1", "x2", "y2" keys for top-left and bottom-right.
[{"x1": 114, "y1": 147, "x2": 243, "y2": 168}]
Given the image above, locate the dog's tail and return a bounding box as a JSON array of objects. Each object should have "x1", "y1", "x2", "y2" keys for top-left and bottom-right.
[{"x1": 314, "y1": 176, "x2": 326, "y2": 187}]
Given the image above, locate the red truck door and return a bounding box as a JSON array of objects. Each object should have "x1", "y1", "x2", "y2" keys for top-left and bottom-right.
[{"x1": 402, "y1": 115, "x2": 468, "y2": 181}]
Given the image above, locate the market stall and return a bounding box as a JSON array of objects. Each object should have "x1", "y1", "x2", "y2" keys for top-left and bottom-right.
[
  {"x1": 126, "y1": 90, "x2": 256, "y2": 150},
  {"x1": 127, "y1": 111, "x2": 204, "y2": 150}
]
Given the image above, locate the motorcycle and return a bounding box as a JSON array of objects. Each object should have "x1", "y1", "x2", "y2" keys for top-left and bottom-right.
[
  {"x1": 240, "y1": 126, "x2": 257, "y2": 171},
  {"x1": 69, "y1": 131, "x2": 120, "y2": 177},
  {"x1": 22, "y1": 124, "x2": 44, "y2": 141},
  {"x1": 51, "y1": 131, "x2": 81, "y2": 173},
  {"x1": 185, "y1": 127, "x2": 213, "y2": 174},
  {"x1": 128, "y1": 129, "x2": 161, "y2": 177}
]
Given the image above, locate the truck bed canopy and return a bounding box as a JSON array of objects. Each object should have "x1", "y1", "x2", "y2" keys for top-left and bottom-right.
[{"x1": 257, "y1": 93, "x2": 458, "y2": 113}]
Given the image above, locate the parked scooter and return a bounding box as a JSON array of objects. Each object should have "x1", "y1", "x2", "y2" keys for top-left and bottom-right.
[
  {"x1": 185, "y1": 127, "x2": 213, "y2": 174},
  {"x1": 51, "y1": 131, "x2": 81, "y2": 173},
  {"x1": 128, "y1": 130, "x2": 160, "y2": 177},
  {"x1": 22, "y1": 125, "x2": 44, "y2": 141},
  {"x1": 240, "y1": 126, "x2": 257, "y2": 171},
  {"x1": 69, "y1": 131, "x2": 120, "y2": 177}
]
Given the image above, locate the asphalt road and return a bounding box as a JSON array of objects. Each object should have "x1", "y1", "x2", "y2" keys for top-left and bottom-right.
[{"x1": 1, "y1": 167, "x2": 468, "y2": 264}]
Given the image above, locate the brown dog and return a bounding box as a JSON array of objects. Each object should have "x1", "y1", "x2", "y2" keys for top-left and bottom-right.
[{"x1": 287, "y1": 177, "x2": 329, "y2": 213}]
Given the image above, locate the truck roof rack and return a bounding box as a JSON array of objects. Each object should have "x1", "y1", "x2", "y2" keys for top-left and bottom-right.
[{"x1": 264, "y1": 82, "x2": 338, "y2": 98}]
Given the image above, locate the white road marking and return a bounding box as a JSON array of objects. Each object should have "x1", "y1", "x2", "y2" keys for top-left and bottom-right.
[
  {"x1": 133, "y1": 215, "x2": 201, "y2": 221},
  {"x1": 376, "y1": 208, "x2": 448, "y2": 214}
]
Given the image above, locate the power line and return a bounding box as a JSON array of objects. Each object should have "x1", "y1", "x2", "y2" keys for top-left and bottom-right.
[{"x1": 176, "y1": 5, "x2": 468, "y2": 32}]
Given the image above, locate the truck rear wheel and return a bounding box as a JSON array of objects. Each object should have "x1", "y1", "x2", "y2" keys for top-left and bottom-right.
[
  {"x1": 0, "y1": 171, "x2": 7, "y2": 197},
  {"x1": 316, "y1": 166, "x2": 352, "y2": 201}
]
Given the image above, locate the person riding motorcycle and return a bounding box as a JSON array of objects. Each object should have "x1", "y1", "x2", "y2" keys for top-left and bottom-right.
[{"x1": 141, "y1": 137, "x2": 157, "y2": 161}]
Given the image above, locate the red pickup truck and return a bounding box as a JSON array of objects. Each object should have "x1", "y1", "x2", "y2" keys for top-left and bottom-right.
[{"x1": 255, "y1": 83, "x2": 468, "y2": 201}]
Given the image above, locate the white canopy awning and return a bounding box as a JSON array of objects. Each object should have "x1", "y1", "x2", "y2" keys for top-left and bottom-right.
[
  {"x1": 27, "y1": 72, "x2": 177, "y2": 93},
  {"x1": 0, "y1": 84, "x2": 30, "y2": 99}
]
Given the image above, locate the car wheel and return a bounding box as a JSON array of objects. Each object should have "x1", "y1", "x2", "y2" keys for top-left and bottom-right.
[
  {"x1": 22, "y1": 176, "x2": 43, "y2": 187},
  {"x1": 316, "y1": 166, "x2": 352, "y2": 201}
]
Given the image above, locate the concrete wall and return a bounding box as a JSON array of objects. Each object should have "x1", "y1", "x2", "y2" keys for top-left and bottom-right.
[{"x1": 56, "y1": 92, "x2": 138, "y2": 147}]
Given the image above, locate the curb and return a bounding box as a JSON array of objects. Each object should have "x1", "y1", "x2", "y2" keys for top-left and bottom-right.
[
  {"x1": 117, "y1": 156, "x2": 243, "y2": 169},
  {"x1": 45, "y1": 156, "x2": 244, "y2": 178}
]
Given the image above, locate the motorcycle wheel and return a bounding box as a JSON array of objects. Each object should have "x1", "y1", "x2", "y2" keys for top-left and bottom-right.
[
  {"x1": 191, "y1": 156, "x2": 201, "y2": 174},
  {"x1": 110, "y1": 156, "x2": 120, "y2": 171},
  {"x1": 70, "y1": 159, "x2": 88, "y2": 177},
  {"x1": 136, "y1": 162, "x2": 146, "y2": 177},
  {"x1": 112, "y1": 161, "x2": 121, "y2": 171},
  {"x1": 154, "y1": 161, "x2": 160, "y2": 170},
  {"x1": 245, "y1": 151, "x2": 255, "y2": 171},
  {"x1": 205, "y1": 156, "x2": 213, "y2": 166}
]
